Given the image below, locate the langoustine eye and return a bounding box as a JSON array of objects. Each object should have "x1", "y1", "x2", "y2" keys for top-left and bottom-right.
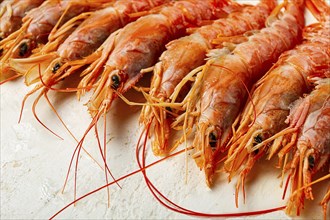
[
  {"x1": 19, "y1": 42, "x2": 29, "y2": 57},
  {"x1": 52, "y1": 63, "x2": 61, "y2": 73},
  {"x1": 209, "y1": 132, "x2": 217, "y2": 150},
  {"x1": 111, "y1": 74, "x2": 121, "y2": 89},
  {"x1": 308, "y1": 155, "x2": 315, "y2": 171},
  {"x1": 252, "y1": 134, "x2": 263, "y2": 155}
]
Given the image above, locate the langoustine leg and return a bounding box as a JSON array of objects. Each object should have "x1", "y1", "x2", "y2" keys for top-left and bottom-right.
[{"x1": 321, "y1": 185, "x2": 330, "y2": 220}]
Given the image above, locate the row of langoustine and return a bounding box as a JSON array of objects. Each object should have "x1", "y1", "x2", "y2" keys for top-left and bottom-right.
[
  {"x1": 0, "y1": 0, "x2": 328, "y2": 219},
  {"x1": 0, "y1": 0, "x2": 273, "y2": 218},
  {"x1": 140, "y1": 0, "x2": 329, "y2": 218}
]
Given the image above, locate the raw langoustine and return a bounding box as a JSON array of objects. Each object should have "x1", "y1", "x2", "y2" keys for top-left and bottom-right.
[
  {"x1": 4, "y1": 0, "x2": 172, "y2": 144},
  {"x1": 139, "y1": 0, "x2": 276, "y2": 156},
  {"x1": 271, "y1": 78, "x2": 329, "y2": 216}
]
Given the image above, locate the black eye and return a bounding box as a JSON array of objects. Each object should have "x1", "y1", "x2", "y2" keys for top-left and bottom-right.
[
  {"x1": 253, "y1": 148, "x2": 259, "y2": 155},
  {"x1": 52, "y1": 63, "x2": 61, "y2": 73},
  {"x1": 19, "y1": 42, "x2": 28, "y2": 57},
  {"x1": 308, "y1": 155, "x2": 315, "y2": 171},
  {"x1": 209, "y1": 132, "x2": 217, "y2": 150},
  {"x1": 111, "y1": 74, "x2": 120, "y2": 89},
  {"x1": 253, "y1": 134, "x2": 262, "y2": 145},
  {"x1": 165, "y1": 107, "x2": 172, "y2": 112}
]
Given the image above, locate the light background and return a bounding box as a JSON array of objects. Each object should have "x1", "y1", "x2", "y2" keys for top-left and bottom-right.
[{"x1": 1, "y1": 0, "x2": 327, "y2": 219}]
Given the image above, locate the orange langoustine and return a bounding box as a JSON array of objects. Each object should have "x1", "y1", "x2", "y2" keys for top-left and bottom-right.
[{"x1": 59, "y1": 0, "x2": 243, "y2": 217}]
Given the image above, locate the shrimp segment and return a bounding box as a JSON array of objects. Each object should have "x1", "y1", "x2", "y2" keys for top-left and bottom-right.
[
  {"x1": 139, "y1": 0, "x2": 277, "y2": 156},
  {"x1": 224, "y1": 0, "x2": 330, "y2": 202},
  {"x1": 0, "y1": 0, "x2": 44, "y2": 39},
  {"x1": 179, "y1": 0, "x2": 305, "y2": 187},
  {"x1": 8, "y1": 0, "x2": 170, "y2": 86},
  {"x1": 0, "y1": 0, "x2": 109, "y2": 81}
]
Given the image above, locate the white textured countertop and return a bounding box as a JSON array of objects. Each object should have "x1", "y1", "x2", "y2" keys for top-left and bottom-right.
[{"x1": 0, "y1": 2, "x2": 327, "y2": 219}]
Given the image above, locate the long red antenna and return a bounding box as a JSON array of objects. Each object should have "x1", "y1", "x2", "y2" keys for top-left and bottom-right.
[
  {"x1": 50, "y1": 147, "x2": 188, "y2": 219},
  {"x1": 135, "y1": 124, "x2": 286, "y2": 217},
  {"x1": 32, "y1": 92, "x2": 64, "y2": 140},
  {"x1": 94, "y1": 116, "x2": 122, "y2": 188}
]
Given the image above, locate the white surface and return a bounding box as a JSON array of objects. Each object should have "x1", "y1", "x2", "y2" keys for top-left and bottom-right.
[{"x1": 0, "y1": 2, "x2": 327, "y2": 220}]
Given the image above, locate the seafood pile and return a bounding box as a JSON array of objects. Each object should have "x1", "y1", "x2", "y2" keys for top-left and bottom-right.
[{"x1": 0, "y1": 0, "x2": 329, "y2": 219}]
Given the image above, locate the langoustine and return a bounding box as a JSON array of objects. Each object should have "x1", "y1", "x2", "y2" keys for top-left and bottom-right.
[
  {"x1": 177, "y1": 0, "x2": 305, "y2": 187},
  {"x1": 270, "y1": 78, "x2": 329, "y2": 216},
  {"x1": 0, "y1": 0, "x2": 44, "y2": 39},
  {"x1": 224, "y1": 0, "x2": 330, "y2": 205},
  {"x1": 139, "y1": 0, "x2": 276, "y2": 156},
  {"x1": 0, "y1": 0, "x2": 110, "y2": 81}
]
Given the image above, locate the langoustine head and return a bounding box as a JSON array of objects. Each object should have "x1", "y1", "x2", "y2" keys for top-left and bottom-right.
[{"x1": 190, "y1": 53, "x2": 249, "y2": 187}]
